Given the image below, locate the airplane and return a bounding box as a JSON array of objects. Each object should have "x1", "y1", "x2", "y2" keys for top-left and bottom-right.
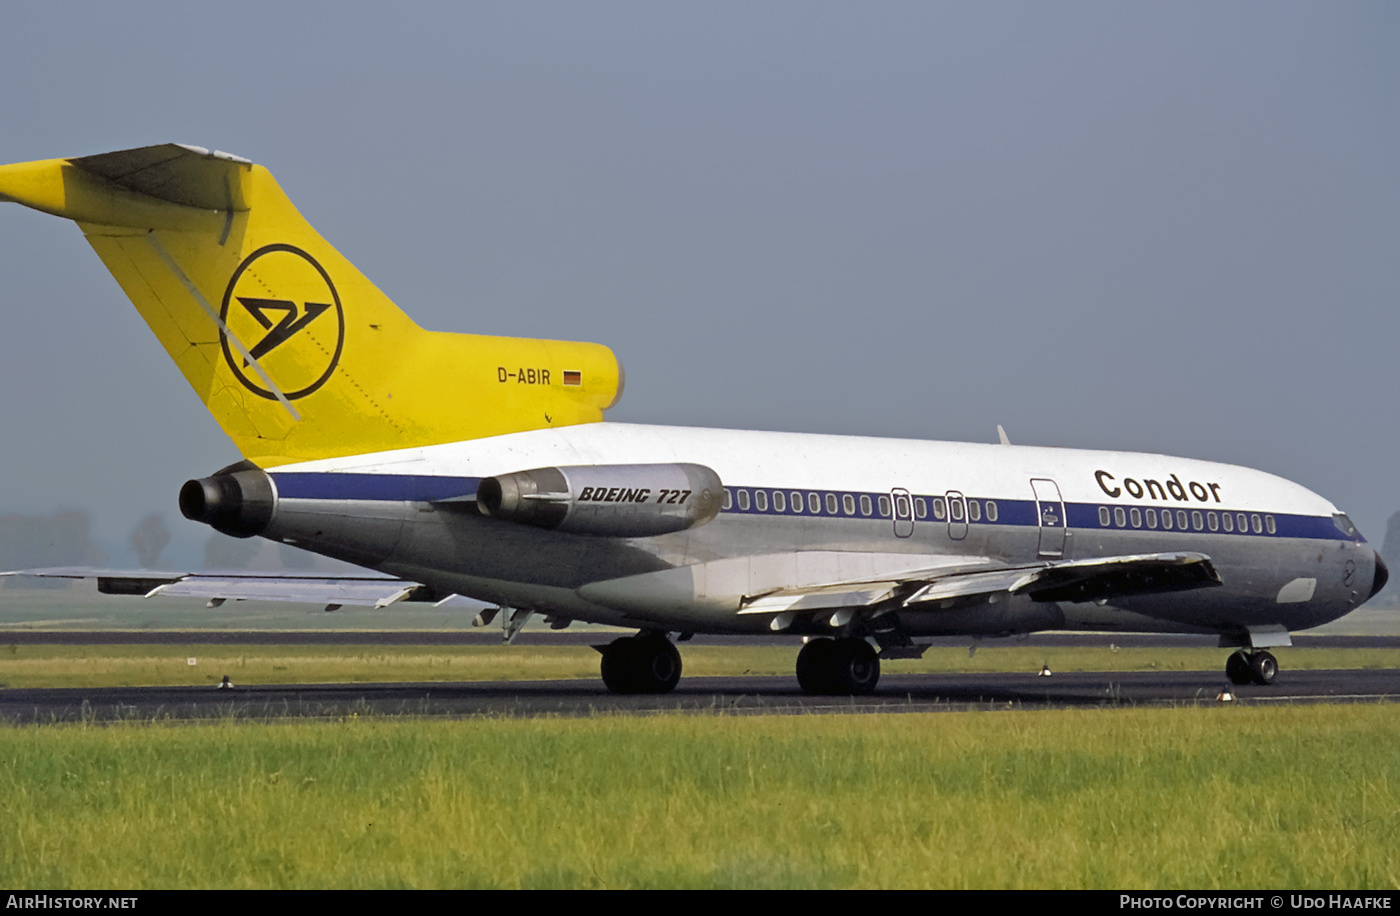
[{"x1": 0, "y1": 143, "x2": 1386, "y2": 695}]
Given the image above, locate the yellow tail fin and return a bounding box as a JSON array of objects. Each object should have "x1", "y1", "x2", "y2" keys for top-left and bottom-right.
[{"x1": 0, "y1": 144, "x2": 622, "y2": 467}]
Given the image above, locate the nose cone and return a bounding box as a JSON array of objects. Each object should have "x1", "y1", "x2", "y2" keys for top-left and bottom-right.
[{"x1": 1369, "y1": 553, "x2": 1389, "y2": 600}]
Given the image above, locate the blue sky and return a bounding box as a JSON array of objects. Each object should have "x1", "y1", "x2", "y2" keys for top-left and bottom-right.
[{"x1": 1, "y1": 2, "x2": 1397, "y2": 564}]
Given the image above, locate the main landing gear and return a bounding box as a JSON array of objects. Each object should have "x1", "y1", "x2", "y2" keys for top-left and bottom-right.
[
  {"x1": 796, "y1": 637, "x2": 881, "y2": 695},
  {"x1": 598, "y1": 632, "x2": 683, "y2": 694},
  {"x1": 1225, "y1": 649, "x2": 1278, "y2": 686}
]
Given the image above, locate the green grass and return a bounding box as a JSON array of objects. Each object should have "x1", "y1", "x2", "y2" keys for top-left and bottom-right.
[
  {"x1": 2, "y1": 706, "x2": 1399, "y2": 888},
  {"x1": 1, "y1": 642, "x2": 1399, "y2": 688}
]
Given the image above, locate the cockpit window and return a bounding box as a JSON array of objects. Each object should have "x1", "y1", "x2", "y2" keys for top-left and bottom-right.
[{"x1": 1333, "y1": 513, "x2": 1360, "y2": 540}]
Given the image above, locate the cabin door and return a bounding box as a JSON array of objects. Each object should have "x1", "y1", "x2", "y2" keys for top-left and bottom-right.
[{"x1": 1030, "y1": 478, "x2": 1066, "y2": 558}]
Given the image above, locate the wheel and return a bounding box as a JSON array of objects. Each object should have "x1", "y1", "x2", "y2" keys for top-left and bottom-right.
[
  {"x1": 796, "y1": 638, "x2": 837, "y2": 694},
  {"x1": 600, "y1": 634, "x2": 682, "y2": 694},
  {"x1": 830, "y1": 638, "x2": 880, "y2": 695},
  {"x1": 797, "y1": 637, "x2": 880, "y2": 695},
  {"x1": 1225, "y1": 650, "x2": 1253, "y2": 686},
  {"x1": 1250, "y1": 650, "x2": 1278, "y2": 686},
  {"x1": 631, "y1": 634, "x2": 682, "y2": 694},
  {"x1": 600, "y1": 637, "x2": 640, "y2": 693}
]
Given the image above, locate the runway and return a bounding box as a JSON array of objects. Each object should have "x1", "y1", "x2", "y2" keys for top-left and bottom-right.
[{"x1": 5, "y1": 667, "x2": 1399, "y2": 723}]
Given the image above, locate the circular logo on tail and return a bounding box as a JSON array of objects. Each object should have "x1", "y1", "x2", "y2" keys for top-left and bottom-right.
[{"x1": 220, "y1": 244, "x2": 345, "y2": 400}]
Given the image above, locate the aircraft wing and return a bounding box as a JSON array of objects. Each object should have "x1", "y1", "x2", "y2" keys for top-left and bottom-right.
[
  {"x1": 737, "y1": 551, "x2": 1220, "y2": 616},
  {"x1": 0, "y1": 567, "x2": 460, "y2": 609}
]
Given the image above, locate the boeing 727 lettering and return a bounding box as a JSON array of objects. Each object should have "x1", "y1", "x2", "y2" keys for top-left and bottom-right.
[{"x1": 0, "y1": 144, "x2": 1385, "y2": 694}]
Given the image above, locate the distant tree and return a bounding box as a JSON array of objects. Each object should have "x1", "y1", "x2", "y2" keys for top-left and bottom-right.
[
  {"x1": 204, "y1": 533, "x2": 260, "y2": 570},
  {"x1": 130, "y1": 514, "x2": 170, "y2": 568},
  {"x1": 0, "y1": 510, "x2": 105, "y2": 570}
]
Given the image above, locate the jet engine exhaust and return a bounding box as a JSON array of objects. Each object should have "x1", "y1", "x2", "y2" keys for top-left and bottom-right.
[{"x1": 178, "y1": 461, "x2": 275, "y2": 538}]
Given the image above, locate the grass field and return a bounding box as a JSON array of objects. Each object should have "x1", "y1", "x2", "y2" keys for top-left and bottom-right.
[
  {"x1": 2, "y1": 642, "x2": 1400, "y2": 689},
  {"x1": 2, "y1": 705, "x2": 1398, "y2": 889}
]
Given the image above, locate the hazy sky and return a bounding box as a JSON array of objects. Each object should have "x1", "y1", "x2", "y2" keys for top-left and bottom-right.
[{"x1": 1, "y1": 2, "x2": 1397, "y2": 564}]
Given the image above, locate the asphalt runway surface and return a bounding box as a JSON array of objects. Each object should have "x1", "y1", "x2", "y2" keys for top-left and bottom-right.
[
  {"x1": 5, "y1": 666, "x2": 1400, "y2": 723},
  {"x1": 4, "y1": 631, "x2": 1398, "y2": 722}
]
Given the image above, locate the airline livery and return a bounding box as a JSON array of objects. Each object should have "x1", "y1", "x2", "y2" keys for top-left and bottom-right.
[{"x1": 0, "y1": 145, "x2": 1386, "y2": 694}]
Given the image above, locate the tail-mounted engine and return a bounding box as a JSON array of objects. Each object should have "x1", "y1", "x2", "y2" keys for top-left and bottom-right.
[
  {"x1": 476, "y1": 463, "x2": 722, "y2": 537},
  {"x1": 178, "y1": 461, "x2": 275, "y2": 538}
]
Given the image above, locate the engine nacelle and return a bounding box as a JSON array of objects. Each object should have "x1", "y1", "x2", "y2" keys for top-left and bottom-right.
[
  {"x1": 178, "y1": 461, "x2": 275, "y2": 538},
  {"x1": 476, "y1": 463, "x2": 723, "y2": 537}
]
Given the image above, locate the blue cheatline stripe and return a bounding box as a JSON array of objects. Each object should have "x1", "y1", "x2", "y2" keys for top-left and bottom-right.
[
  {"x1": 266, "y1": 472, "x2": 1357, "y2": 543},
  {"x1": 271, "y1": 473, "x2": 479, "y2": 502}
]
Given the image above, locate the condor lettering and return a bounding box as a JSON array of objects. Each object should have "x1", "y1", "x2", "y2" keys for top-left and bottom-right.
[{"x1": 1095, "y1": 470, "x2": 1222, "y2": 504}]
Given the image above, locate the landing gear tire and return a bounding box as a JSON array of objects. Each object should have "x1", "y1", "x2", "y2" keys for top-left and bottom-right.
[
  {"x1": 1226, "y1": 650, "x2": 1253, "y2": 686},
  {"x1": 796, "y1": 637, "x2": 880, "y2": 696},
  {"x1": 796, "y1": 638, "x2": 837, "y2": 694},
  {"x1": 600, "y1": 634, "x2": 682, "y2": 694},
  {"x1": 1249, "y1": 650, "x2": 1278, "y2": 686},
  {"x1": 1224, "y1": 649, "x2": 1278, "y2": 686}
]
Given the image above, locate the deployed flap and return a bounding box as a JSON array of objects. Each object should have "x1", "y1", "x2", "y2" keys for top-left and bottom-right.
[
  {"x1": 735, "y1": 555, "x2": 996, "y2": 615},
  {"x1": 1013, "y1": 552, "x2": 1221, "y2": 603},
  {"x1": 735, "y1": 551, "x2": 1221, "y2": 619},
  {"x1": 907, "y1": 552, "x2": 1220, "y2": 607},
  {"x1": 738, "y1": 583, "x2": 901, "y2": 615}
]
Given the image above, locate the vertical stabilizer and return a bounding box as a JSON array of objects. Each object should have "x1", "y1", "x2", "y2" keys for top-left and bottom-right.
[{"x1": 0, "y1": 144, "x2": 623, "y2": 466}]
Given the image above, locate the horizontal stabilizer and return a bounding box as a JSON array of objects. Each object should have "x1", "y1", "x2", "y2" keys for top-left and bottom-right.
[{"x1": 1, "y1": 567, "x2": 477, "y2": 609}]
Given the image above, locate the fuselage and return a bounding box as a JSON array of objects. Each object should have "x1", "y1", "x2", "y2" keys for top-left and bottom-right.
[{"x1": 250, "y1": 422, "x2": 1382, "y2": 640}]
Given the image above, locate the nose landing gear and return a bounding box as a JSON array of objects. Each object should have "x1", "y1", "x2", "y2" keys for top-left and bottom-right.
[{"x1": 1226, "y1": 649, "x2": 1278, "y2": 686}]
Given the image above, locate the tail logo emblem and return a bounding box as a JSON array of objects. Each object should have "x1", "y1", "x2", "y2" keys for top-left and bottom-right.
[{"x1": 219, "y1": 244, "x2": 345, "y2": 401}]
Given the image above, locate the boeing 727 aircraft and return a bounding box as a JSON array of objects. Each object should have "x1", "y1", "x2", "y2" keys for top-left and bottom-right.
[{"x1": 0, "y1": 144, "x2": 1386, "y2": 694}]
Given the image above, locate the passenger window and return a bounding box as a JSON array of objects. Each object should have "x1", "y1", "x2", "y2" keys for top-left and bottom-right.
[
  {"x1": 1099, "y1": 506, "x2": 1111, "y2": 527},
  {"x1": 915, "y1": 498, "x2": 927, "y2": 519},
  {"x1": 1114, "y1": 507, "x2": 1126, "y2": 528},
  {"x1": 1265, "y1": 515, "x2": 1276, "y2": 535},
  {"x1": 1207, "y1": 512, "x2": 1218, "y2": 531},
  {"x1": 773, "y1": 491, "x2": 786, "y2": 512},
  {"x1": 1252, "y1": 514, "x2": 1263, "y2": 534},
  {"x1": 1146, "y1": 508, "x2": 1157, "y2": 529},
  {"x1": 895, "y1": 495, "x2": 910, "y2": 518},
  {"x1": 826, "y1": 493, "x2": 838, "y2": 515},
  {"x1": 933, "y1": 498, "x2": 947, "y2": 520},
  {"x1": 1237, "y1": 513, "x2": 1248, "y2": 533},
  {"x1": 878, "y1": 495, "x2": 891, "y2": 518},
  {"x1": 1176, "y1": 510, "x2": 1188, "y2": 530},
  {"x1": 790, "y1": 491, "x2": 803, "y2": 513},
  {"x1": 860, "y1": 495, "x2": 872, "y2": 516},
  {"x1": 1222, "y1": 513, "x2": 1233, "y2": 533},
  {"x1": 755, "y1": 490, "x2": 768, "y2": 512},
  {"x1": 809, "y1": 492, "x2": 821, "y2": 514},
  {"x1": 723, "y1": 489, "x2": 733, "y2": 510},
  {"x1": 950, "y1": 499, "x2": 964, "y2": 521},
  {"x1": 1130, "y1": 507, "x2": 1141, "y2": 528},
  {"x1": 1162, "y1": 510, "x2": 1174, "y2": 530},
  {"x1": 842, "y1": 494, "x2": 855, "y2": 516},
  {"x1": 985, "y1": 501, "x2": 998, "y2": 522},
  {"x1": 737, "y1": 489, "x2": 750, "y2": 511},
  {"x1": 1192, "y1": 510, "x2": 1203, "y2": 531},
  {"x1": 968, "y1": 500, "x2": 982, "y2": 522}
]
